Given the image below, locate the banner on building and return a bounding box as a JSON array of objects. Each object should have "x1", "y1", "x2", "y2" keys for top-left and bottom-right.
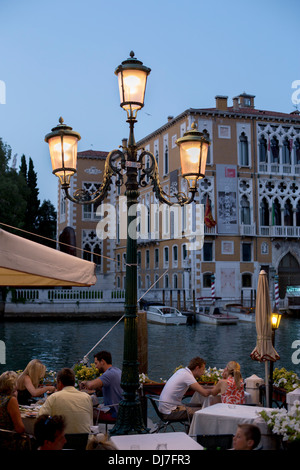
[{"x1": 216, "y1": 164, "x2": 238, "y2": 234}]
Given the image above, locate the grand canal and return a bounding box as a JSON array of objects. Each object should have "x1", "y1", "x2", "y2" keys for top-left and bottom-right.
[{"x1": 1, "y1": 316, "x2": 300, "y2": 382}]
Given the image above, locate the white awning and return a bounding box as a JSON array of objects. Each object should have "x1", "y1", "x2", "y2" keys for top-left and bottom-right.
[{"x1": 0, "y1": 229, "x2": 97, "y2": 287}]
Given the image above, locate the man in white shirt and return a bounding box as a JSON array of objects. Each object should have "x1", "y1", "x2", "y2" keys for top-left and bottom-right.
[
  {"x1": 159, "y1": 357, "x2": 210, "y2": 420},
  {"x1": 38, "y1": 368, "x2": 93, "y2": 434}
]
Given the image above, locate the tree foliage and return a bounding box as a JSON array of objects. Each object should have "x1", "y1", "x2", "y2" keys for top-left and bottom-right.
[{"x1": 0, "y1": 137, "x2": 57, "y2": 246}]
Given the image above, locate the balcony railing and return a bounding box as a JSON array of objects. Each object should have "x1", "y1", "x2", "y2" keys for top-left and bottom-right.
[
  {"x1": 259, "y1": 225, "x2": 300, "y2": 237},
  {"x1": 258, "y1": 163, "x2": 300, "y2": 175}
]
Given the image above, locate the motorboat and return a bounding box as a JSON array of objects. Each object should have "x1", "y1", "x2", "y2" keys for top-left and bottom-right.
[
  {"x1": 225, "y1": 303, "x2": 255, "y2": 322},
  {"x1": 146, "y1": 305, "x2": 187, "y2": 325},
  {"x1": 195, "y1": 298, "x2": 239, "y2": 325}
]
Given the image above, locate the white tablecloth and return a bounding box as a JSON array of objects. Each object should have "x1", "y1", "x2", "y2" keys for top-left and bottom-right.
[
  {"x1": 189, "y1": 391, "x2": 252, "y2": 408},
  {"x1": 189, "y1": 403, "x2": 272, "y2": 437},
  {"x1": 110, "y1": 432, "x2": 203, "y2": 450}
]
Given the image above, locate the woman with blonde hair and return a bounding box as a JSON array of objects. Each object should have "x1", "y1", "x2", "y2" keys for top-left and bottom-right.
[
  {"x1": 210, "y1": 361, "x2": 245, "y2": 404},
  {"x1": 0, "y1": 370, "x2": 25, "y2": 433},
  {"x1": 16, "y1": 359, "x2": 55, "y2": 405}
]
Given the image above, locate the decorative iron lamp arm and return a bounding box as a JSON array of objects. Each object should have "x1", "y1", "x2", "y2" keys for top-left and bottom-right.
[
  {"x1": 61, "y1": 148, "x2": 125, "y2": 205},
  {"x1": 138, "y1": 150, "x2": 197, "y2": 206}
]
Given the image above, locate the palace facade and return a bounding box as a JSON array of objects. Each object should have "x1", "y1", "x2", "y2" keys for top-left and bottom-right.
[{"x1": 57, "y1": 93, "x2": 300, "y2": 306}]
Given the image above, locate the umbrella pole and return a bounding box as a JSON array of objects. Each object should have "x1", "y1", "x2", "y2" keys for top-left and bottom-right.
[{"x1": 265, "y1": 361, "x2": 270, "y2": 408}]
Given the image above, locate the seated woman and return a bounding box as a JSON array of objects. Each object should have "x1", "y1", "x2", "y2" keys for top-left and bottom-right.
[
  {"x1": 16, "y1": 359, "x2": 55, "y2": 405},
  {"x1": 210, "y1": 361, "x2": 245, "y2": 404},
  {"x1": 0, "y1": 371, "x2": 25, "y2": 433}
]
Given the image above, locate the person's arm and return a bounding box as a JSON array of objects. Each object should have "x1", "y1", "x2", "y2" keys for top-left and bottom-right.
[
  {"x1": 24, "y1": 375, "x2": 55, "y2": 397},
  {"x1": 209, "y1": 380, "x2": 222, "y2": 396},
  {"x1": 7, "y1": 396, "x2": 25, "y2": 434},
  {"x1": 189, "y1": 381, "x2": 211, "y2": 397},
  {"x1": 81, "y1": 377, "x2": 103, "y2": 391}
]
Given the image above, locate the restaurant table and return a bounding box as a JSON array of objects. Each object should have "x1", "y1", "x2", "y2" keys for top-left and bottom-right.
[
  {"x1": 188, "y1": 403, "x2": 280, "y2": 449},
  {"x1": 110, "y1": 432, "x2": 203, "y2": 450}
]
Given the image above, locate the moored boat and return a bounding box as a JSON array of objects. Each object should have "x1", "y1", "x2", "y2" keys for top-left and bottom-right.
[
  {"x1": 146, "y1": 305, "x2": 187, "y2": 325},
  {"x1": 195, "y1": 298, "x2": 239, "y2": 325},
  {"x1": 225, "y1": 303, "x2": 255, "y2": 322}
]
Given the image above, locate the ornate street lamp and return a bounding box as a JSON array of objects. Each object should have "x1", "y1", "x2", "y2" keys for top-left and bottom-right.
[
  {"x1": 45, "y1": 51, "x2": 209, "y2": 434},
  {"x1": 269, "y1": 306, "x2": 282, "y2": 407}
]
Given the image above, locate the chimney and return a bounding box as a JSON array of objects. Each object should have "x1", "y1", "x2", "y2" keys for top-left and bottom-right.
[
  {"x1": 215, "y1": 95, "x2": 228, "y2": 111},
  {"x1": 167, "y1": 116, "x2": 174, "y2": 122},
  {"x1": 232, "y1": 96, "x2": 239, "y2": 110}
]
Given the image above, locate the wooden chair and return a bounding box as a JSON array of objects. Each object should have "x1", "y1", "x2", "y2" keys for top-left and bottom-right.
[
  {"x1": 94, "y1": 404, "x2": 117, "y2": 432},
  {"x1": 0, "y1": 428, "x2": 33, "y2": 451},
  {"x1": 146, "y1": 395, "x2": 190, "y2": 433}
]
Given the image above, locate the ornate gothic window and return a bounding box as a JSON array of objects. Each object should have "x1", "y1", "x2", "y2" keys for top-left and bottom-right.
[
  {"x1": 241, "y1": 195, "x2": 250, "y2": 225},
  {"x1": 294, "y1": 138, "x2": 300, "y2": 165},
  {"x1": 239, "y1": 132, "x2": 249, "y2": 166},
  {"x1": 282, "y1": 137, "x2": 291, "y2": 164},
  {"x1": 270, "y1": 136, "x2": 279, "y2": 163},
  {"x1": 272, "y1": 199, "x2": 281, "y2": 225},
  {"x1": 259, "y1": 135, "x2": 267, "y2": 163},
  {"x1": 284, "y1": 199, "x2": 293, "y2": 226},
  {"x1": 260, "y1": 198, "x2": 269, "y2": 226}
]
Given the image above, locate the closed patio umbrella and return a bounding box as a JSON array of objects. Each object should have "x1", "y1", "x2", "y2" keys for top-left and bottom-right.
[{"x1": 250, "y1": 270, "x2": 279, "y2": 407}]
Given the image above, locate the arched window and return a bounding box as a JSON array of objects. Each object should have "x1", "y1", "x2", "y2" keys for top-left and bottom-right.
[
  {"x1": 83, "y1": 243, "x2": 91, "y2": 261},
  {"x1": 241, "y1": 195, "x2": 250, "y2": 225},
  {"x1": 272, "y1": 199, "x2": 281, "y2": 226},
  {"x1": 296, "y1": 201, "x2": 300, "y2": 226},
  {"x1": 284, "y1": 199, "x2": 293, "y2": 226},
  {"x1": 242, "y1": 273, "x2": 252, "y2": 288},
  {"x1": 282, "y1": 137, "x2": 291, "y2": 164},
  {"x1": 270, "y1": 136, "x2": 279, "y2": 163},
  {"x1": 173, "y1": 274, "x2": 178, "y2": 289},
  {"x1": 93, "y1": 243, "x2": 102, "y2": 266},
  {"x1": 259, "y1": 135, "x2": 267, "y2": 163},
  {"x1": 294, "y1": 138, "x2": 300, "y2": 165},
  {"x1": 239, "y1": 132, "x2": 249, "y2": 166},
  {"x1": 260, "y1": 198, "x2": 269, "y2": 226},
  {"x1": 203, "y1": 273, "x2": 212, "y2": 288},
  {"x1": 164, "y1": 144, "x2": 169, "y2": 175}
]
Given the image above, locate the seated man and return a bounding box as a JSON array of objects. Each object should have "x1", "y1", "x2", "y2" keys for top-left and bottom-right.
[
  {"x1": 80, "y1": 350, "x2": 123, "y2": 421},
  {"x1": 159, "y1": 357, "x2": 210, "y2": 421},
  {"x1": 38, "y1": 368, "x2": 93, "y2": 434}
]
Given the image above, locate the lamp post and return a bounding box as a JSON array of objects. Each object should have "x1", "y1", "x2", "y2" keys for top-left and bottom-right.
[
  {"x1": 269, "y1": 307, "x2": 282, "y2": 407},
  {"x1": 45, "y1": 51, "x2": 210, "y2": 434}
]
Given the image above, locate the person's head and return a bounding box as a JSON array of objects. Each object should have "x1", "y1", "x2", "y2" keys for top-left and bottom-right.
[
  {"x1": 188, "y1": 357, "x2": 206, "y2": 378},
  {"x1": 0, "y1": 370, "x2": 18, "y2": 395},
  {"x1": 17, "y1": 359, "x2": 46, "y2": 389},
  {"x1": 56, "y1": 368, "x2": 75, "y2": 389},
  {"x1": 223, "y1": 361, "x2": 243, "y2": 389},
  {"x1": 94, "y1": 351, "x2": 112, "y2": 372},
  {"x1": 233, "y1": 424, "x2": 261, "y2": 450},
  {"x1": 34, "y1": 415, "x2": 66, "y2": 450}
]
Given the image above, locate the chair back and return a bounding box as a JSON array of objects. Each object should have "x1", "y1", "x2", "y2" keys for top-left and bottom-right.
[
  {"x1": 64, "y1": 433, "x2": 89, "y2": 450},
  {"x1": 146, "y1": 395, "x2": 165, "y2": 420},
  {"x1": 0, "y1": 428, "x2": 32, "y2": 451},
  {"x1": 197, "y1": 434, "x2": 233, "y2": 450}
]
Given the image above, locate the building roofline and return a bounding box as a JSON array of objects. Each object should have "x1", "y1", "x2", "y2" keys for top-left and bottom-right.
[{"x1": 137, "y1": 106, "x2": 300, "y2": 145}]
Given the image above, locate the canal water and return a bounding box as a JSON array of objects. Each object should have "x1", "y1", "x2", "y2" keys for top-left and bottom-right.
[{"x1": 1, "y1": 316, "x2": 300, "y2": 381}]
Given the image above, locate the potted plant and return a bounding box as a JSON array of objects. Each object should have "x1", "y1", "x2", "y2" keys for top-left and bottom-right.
[{"x1": 259, "y1": 401, "x2": 300, "y2": 450}]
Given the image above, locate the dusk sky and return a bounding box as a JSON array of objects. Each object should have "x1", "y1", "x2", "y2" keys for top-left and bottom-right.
[{"x1": 0, "y1": 0, "x2": 299, "y2": 207}]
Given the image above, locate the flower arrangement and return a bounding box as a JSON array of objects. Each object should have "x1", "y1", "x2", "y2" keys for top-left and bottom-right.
[
  {"x1": 198, "y1": 367, "x2": 224, "y2": 384},
  {"x1": 259, "y1": 401, "x2": 300, "y2": 442},
  {"x1": 139, "y1": 373, "x2": 165, "y2": 384},
  {"x1": 273, "y1": 368, "x2": 300, "y2": 392},
  {"x1": 73, "y1": 362, "x2": 101, "y2": 383}
]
